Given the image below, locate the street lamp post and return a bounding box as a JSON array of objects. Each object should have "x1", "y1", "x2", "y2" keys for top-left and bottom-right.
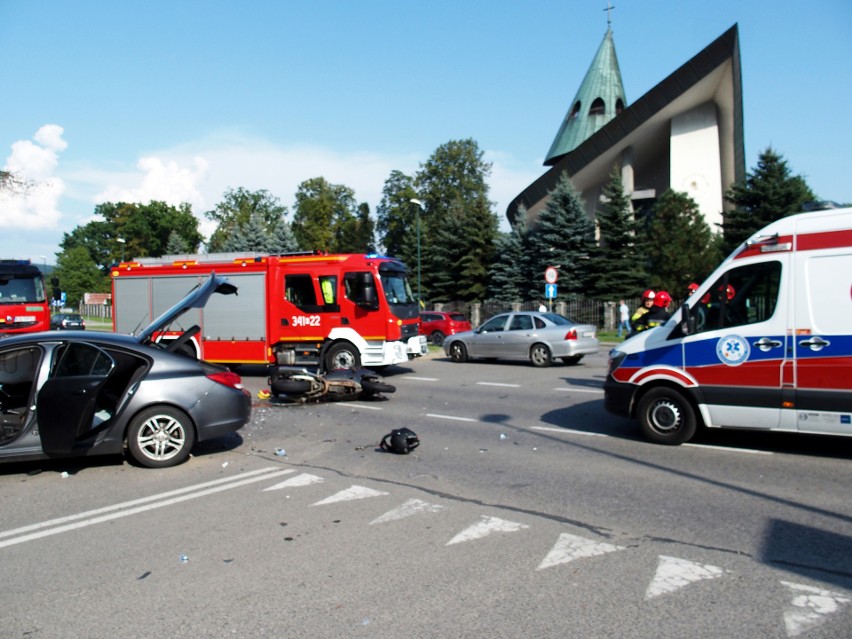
[
  {"x1": 117, "y1": 238, "x2": 126, "y2": 262},
  {"x1": 409, "y1": 199, "x2": 424, "y2": 303}
]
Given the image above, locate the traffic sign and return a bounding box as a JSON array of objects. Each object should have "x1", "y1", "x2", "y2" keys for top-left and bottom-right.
[
  {"x1": 545, "y1": 283, "x2": 557, "y2": 299},
  {"x1": 544, "y1": 267, "x2": 558, "y2": 284}
]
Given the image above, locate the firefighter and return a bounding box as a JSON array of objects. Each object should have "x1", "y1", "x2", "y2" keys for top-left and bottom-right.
[
  {"x1": 645, "y1": 290, "x2": 672, "y2": 329},
  {"x1": 629, "y1": 290, "x2": 656, "y2": 335}
]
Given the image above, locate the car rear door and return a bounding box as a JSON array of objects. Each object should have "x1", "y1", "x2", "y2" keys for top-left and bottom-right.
[
  {"x1": 37, "y1": 342, "x2": 116, "y2": 455},
  {"x1": 498, "y1": 314, "x2": 535, "y2": 358}
]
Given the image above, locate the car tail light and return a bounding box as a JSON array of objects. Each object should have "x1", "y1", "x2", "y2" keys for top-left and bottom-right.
[
  {"x1": 207, "y1": 370, "x2": 245, "y2": 390},
  {"x1": 564, "y1": 329, "x2": 577, "y2": 340}
]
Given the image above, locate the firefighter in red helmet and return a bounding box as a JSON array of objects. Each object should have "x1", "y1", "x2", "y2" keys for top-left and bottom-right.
[
  {"x1": 646, "y1": 290, "x2": 673, "y2": 329},
  {"x1": 629, "y1": 289, "x2": 656, "y2": 335}
]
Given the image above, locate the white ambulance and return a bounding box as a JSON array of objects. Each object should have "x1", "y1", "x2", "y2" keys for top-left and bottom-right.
[{"x1": 604, "y1": 207, "x2": 852, "y2": 444}]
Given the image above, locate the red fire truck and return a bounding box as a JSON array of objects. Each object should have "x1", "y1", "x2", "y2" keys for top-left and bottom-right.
[
  {"x1": 0, "y1": 259, "x2": 50, "y2": 336},
  {"x1": 111, "y1": 252, "x2": 427, "y2": 370}
]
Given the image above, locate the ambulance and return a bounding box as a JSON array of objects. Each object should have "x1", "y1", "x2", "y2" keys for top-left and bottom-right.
[{"x1": 604, "y1": 207, "x2": 852, "y2": 444}]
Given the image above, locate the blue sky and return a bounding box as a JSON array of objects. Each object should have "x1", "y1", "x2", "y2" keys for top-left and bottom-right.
[{"x1": 2, "y1": 0, "x2": 850, "y2": 265}]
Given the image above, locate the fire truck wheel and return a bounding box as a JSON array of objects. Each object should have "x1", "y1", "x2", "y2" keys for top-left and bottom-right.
[
  {"x1": 325, "y1": 342, "x2": 361, "y2": 370},
  {"x1": 529, "y1": 343, "x2": 552, "y2": 367},
  {"x1": 449, "y1": 341, "x2": 468, "y2": 363},
  {"x1": 637, "y1": 387, "x2": 697, "y2": 445},
  {"x1": 126, "y1": 406, "x2": 195, "y2": 468}
]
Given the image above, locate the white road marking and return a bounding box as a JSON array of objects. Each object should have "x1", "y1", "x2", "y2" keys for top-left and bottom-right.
[
  {"x1": 0, "y1": 467, "x2": 293, "y2": 550},
  {"x1": 684, "y1": 443, "x2": 773, "y2": 455},
  {"x1": 531, "y1": 426, "x2": 607, "y2": 437},
  {"x1": 781, "y1": 581, "x2": 852, "y2": 637},
  {"x1": 369, "y1": 498, "x2": 446, "y2": 525},
  {"x1": 406, "y1": 376, "x2": 439, "y2": 381},
  {"x1": 537, "y1": 532, "x2": 626, "y2": 570},
  {"x1": 263, "y1": 473, "x2": 324, "y2": 491},
  {"x1": 446, "y1": 515, "x2": 529, "y2": 545},
  {"x1": 330, "y1": 403, "x2": 383, "y2": 410},
  {"x1": 427, "y1": 414, "x2": 478, "y2": 422},
  {"x1": 310, "y1": 485, "x2": 389, "y2": 506},
  {"x1": 477, "y1": 382, "x2": 521, "y2": 388},
  {"x1": 553, "y1": 387, "x2": 604, "y2": 393},
  {"x1": 644, "y1": 555, "x2": 726, "y2": 599}
]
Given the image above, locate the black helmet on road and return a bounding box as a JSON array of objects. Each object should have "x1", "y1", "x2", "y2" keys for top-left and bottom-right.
[{"x1": 381, "y1": 428, "x2": 420, "y2": 454}]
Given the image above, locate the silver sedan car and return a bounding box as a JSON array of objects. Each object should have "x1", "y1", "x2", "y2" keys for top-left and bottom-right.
[{"x1": 443, "y1": 311, "x2": 599, "y2": 367}]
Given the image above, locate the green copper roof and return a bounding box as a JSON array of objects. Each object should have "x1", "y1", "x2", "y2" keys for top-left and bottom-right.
[{"x1": 544, "y1": 28, "x2": 627, "y2": 165}]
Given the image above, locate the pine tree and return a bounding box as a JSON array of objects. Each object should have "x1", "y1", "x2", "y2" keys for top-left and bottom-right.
[
  {"x1": 526, "y1": 173, "x2": 595, "y2": 299},
  {"x1": 165, "y1": 230, "x2": 190, "y2": 255},
  {"x1": 723, "y1": 147, "x2": 815, "y2": 253},
  {"x1": 270, "y1": 217, "x2": 299, "y2": 253},
  {"x1": 487, "y1": 207, "x2": 529, "y2": 302},
  {"x1": 643, "y1": 190, "x2": 723, "y2": 295},
  {"x1": 586, "y1": 167, "x2": 647, "y2": 299}
]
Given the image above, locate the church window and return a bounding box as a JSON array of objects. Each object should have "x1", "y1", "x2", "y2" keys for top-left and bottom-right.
[
  {"x1": 589, "y1": 98, "x2": 605, "y2": 116},
  {"x1": 568, "y1": 102, "x2": 581, "y2": 120}
]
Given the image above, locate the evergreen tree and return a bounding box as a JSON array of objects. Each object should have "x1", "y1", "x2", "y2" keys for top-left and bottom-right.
[
  {"x1": 414, "y1": 139, "x2": 497, "y2": 299},
  {"x1": 165, "y1": 230, "x2": 190, "y2": 255},
  {"x1": 205, "y1": 188, "x2": 288, "y2": 253},
  {"x1": 586, "y1": 167, "x2": 647, "y2": 299},
  {"x1": 526, "y1": 173, "x2": 595, "y2": 299},
  {"x1": 722, "y1": 147, "x2": 815, "y2": 253},
  {"x1": 270, "y1": 217, "x2": 299, "y2": 253},
  {"x1": 220, "y1": 212, "x2": 277, "y2": 252},
  {"x1": 487, "y1": 206, "x2": 529, "y2": 302},
  {"x1": 643, "y1": 190, "x2": 723, "y2": 295}
]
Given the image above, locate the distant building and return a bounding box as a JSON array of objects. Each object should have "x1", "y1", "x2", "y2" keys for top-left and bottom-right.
[{"x1": 508, "y1": 24, "x2": 744, "y2": 233}]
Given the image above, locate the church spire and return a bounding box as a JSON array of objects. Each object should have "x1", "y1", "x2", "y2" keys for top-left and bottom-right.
[{"x1": 544, "y1": 24, "x2": 627, "y2": 166}]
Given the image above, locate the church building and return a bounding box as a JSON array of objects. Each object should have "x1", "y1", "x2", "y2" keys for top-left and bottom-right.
[{"x1": 507, "y1": 22, "x2": 745, "y2": 233}]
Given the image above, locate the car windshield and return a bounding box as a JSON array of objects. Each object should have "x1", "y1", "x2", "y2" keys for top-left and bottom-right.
[
  {"x1": 540, "y1": 313, "x2": 574, "y2": 326},
  {"x1": 379, "y1": 267, "x2": 415, "y2": 306},
  {"x1": 0, "y1": 274, "x2": 46, "y2": 305}
]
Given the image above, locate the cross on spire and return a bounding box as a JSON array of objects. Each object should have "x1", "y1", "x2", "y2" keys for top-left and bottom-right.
[{"x1": 604, "y1": 2, "x2": 615, "y2": 28}]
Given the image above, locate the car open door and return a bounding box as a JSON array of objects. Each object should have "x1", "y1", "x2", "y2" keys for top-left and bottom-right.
[{"x1": 37, "y1": 342, "x2": 115, "y2": 455}]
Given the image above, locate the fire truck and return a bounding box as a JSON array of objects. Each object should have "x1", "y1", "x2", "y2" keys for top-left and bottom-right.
[
  {"x1": 111, "y1": 252, "x2": 427, "y2": 370},
  {"x1": 0, "y1": 259, "x2": 50, "y2": 336}
]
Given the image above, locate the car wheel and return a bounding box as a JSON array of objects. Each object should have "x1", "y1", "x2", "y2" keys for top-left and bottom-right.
[
  {"x1": 325, "y1": 342, "x2": 361, "y2": 370},
  {"x1": 636, "y1": 387, "x2": 698, "y2": 445},
  {"x1": 430, "y1": 330, "x2": 446, "y2": 346},
  {"x1": 530, "y1": 343, "x2": 552, "y2": 367},
  {"x1": 449, "y1": 341, "x2": 468, "y2": 363},
  {"x1": 560, "y1": 355, "x2": 582, "y2": 365},
  {"x1": 127, "y1": 406, "x2": 196, "y2": 468}
]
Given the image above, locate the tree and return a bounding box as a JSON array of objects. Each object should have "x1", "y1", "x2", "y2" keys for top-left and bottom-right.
[
  {"x1": 585, "y1": 167, "x2": 648, "y2": 299},
  {"x1": 206, "y1": 188, "x2": 288, "y2": 252},
  {"x1": 270, "y1": 217, "x2": 299, "y2": 253},
  {"x1": 487, "y1": 208, "x2": 529, "y2": 302},
  {"x1": 526, "y1": 173, "x2": 595, "y2": 299},
  {"x1": 220, "y1": 212, "x2": 278, "y2": 252},
  {"x1": 642, "y1": 190, "x2": 723, "y2": 295},
  {"x1": 291, "y1": 177, "x2": 360, "y2": 253},
  {"x1": 413, "y1": 139, "x2": 498, "y2": 300},
  {"x1": 376, "y1": 170, "x2": 418, "y2": 261},
  {"x1": 165, "y1": 230, "x2": 190, "y2": 255},
  {"x1": 52, "y1": 246, "x2": 109, "y2": 307},
  {"x1": 723, "y1": 147, "x2": 815, "y2": 253}
]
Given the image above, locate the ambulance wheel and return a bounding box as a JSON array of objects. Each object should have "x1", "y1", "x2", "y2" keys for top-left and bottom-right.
[
  {"x1": 637, "y1": 388, "x2": 697, "y2": 445},
  {"x1": 325, "y1": 342, "x2": 361, "y2": 371},
  {"x1": 530, "y1": 343, "x2": 552, "y2": 367}
]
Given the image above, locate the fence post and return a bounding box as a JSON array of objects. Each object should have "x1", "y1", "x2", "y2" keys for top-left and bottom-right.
[{"x1": 471, "y1": 302, "x2": 481, "y2": 327}]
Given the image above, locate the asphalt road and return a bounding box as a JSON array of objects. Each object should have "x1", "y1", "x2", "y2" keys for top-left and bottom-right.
[{"x1": 1, "y1": 348, "x2": 850, "y2": 638}]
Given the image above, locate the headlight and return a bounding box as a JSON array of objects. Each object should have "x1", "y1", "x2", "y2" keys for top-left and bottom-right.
[{"x1": 607, "y1": 349, "x2": 627, "y2": 375}]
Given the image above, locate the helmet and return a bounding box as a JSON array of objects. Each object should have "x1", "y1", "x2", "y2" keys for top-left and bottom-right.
[
  {"x1": 381, "y1": 428, "x2": 420, "y2": 454},
  {"x1": 654, "y1": 291, "x2": 672, "y2": 308},
  {"x1": 725, "y1": 284, "x2": 735, "y2": 300},
  {"x1": 642, "y1": 289, "x2": 656, "y2": 301},
  {"x1": 687, "y1": 283, "x2": 699, "y2": 295}
]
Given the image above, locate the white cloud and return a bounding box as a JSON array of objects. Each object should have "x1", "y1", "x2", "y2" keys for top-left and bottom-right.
[
  {"x1": 0, "y1": 124, "x2": 67, "y2": 229},
  {"x1": 94, "y1": 156, "x2": 209, "y2": 211}
]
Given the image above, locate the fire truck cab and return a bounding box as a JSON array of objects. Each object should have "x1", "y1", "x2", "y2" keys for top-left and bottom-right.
[{"x1": 112, "y1": 252, "x2": 427, "y2": 370}]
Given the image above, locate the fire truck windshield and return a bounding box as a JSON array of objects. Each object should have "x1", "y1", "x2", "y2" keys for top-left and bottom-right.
[
  {"x1": 379, "y1": 268, "x2": 416, "y2": 306},
  {"x1": 0, "y1": 274, "x2": 46, "y2": 304}
]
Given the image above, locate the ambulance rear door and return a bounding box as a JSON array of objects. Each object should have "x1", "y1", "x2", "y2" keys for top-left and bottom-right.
[{"x1": 792, "y1": 221, "x2": 852, "y2": 435}]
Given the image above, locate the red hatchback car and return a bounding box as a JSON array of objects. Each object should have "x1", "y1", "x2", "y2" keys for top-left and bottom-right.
[{"x1": 419, "y1": 311, "x2": 472, "y2": 346}]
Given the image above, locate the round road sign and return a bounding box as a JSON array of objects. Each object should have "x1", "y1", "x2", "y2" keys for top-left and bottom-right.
[{"x1": 544, "y1": 267, "x2": 558, "y2": 284}]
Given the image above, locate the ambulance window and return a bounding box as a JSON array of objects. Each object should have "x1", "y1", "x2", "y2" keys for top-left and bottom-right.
[
  {"x1": 285, "y1": 274, "x2": 319, "y2": 311},
  {"x1": 695, "y1": 261, "x2": 781, "y2": 333}
]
